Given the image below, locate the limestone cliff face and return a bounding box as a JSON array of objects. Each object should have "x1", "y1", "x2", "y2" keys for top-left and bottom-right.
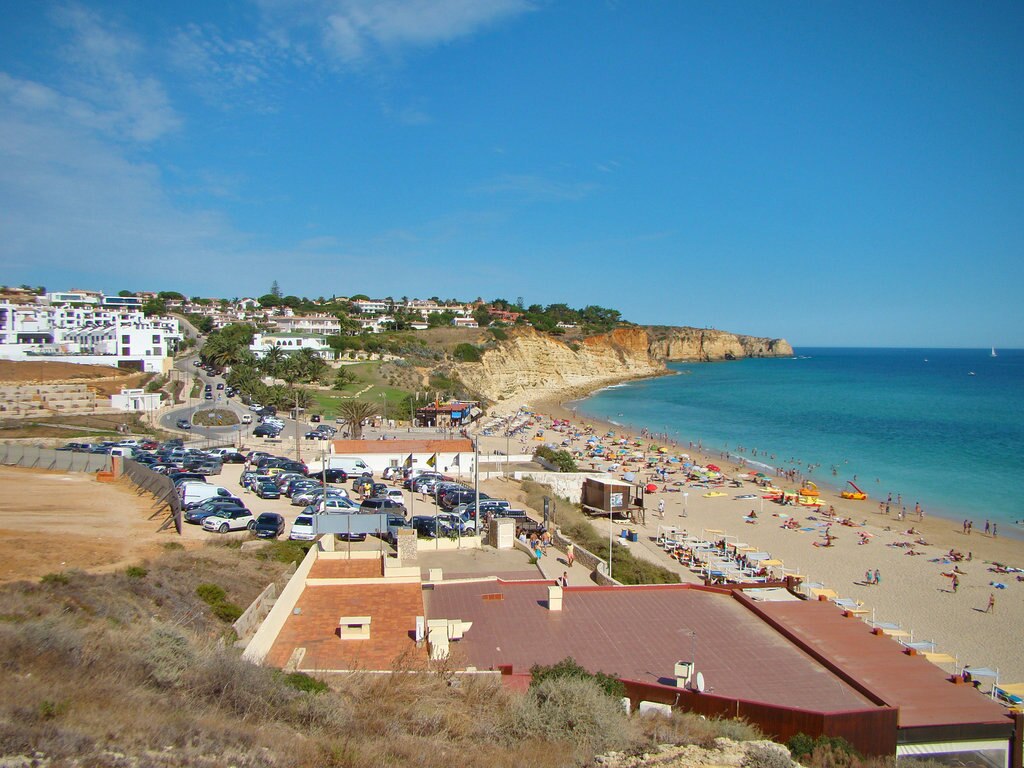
[
  {"x1": 645, "y1": 326, "x2": 793, "y2": 362},
  {"x1": 455, "y1": 326, "x2": 792, "y2": 403},
  {"x1": 456, "y1": 327, "x2": 663, "y2": 402}
]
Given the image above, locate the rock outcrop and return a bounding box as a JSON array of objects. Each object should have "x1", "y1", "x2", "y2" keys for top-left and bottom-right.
[
  {"x1": 456, "y1": 325, "x2": 791, "y2": 404},
  {"x1": 646, "y1": 326, "x2": 793, "y2": 362}
]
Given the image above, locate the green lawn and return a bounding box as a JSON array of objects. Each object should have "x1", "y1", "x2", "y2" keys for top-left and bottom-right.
[{"x1": 312, "y1": 363, "x2": 409, "y2": 420}]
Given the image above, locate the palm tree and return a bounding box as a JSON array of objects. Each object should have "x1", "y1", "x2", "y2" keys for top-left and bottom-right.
[
  {"x1": 336, "y1": 400, "x2": 378, "y2": 440},
  {"x1": 260, "y1": 345, "x2": 286, "y2": 377}
]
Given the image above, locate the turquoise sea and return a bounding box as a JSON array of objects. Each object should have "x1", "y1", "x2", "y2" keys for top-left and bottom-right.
[{"x1": 573, "y1": 348, "x2": 1024, "y2": 534}]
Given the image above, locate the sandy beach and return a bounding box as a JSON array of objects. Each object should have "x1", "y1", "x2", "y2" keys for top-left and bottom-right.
[{"x1": 474, "y1": 378, "x2": 1024, "y2": 688}]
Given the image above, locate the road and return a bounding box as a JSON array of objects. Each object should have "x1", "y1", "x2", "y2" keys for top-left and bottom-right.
[{"x1": 159, "y1": 352, "x2": 321, "y2": 451}]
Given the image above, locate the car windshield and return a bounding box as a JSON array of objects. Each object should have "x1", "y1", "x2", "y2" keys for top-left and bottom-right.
[
  {"x1": 257, "y1": 514, "x2": 278, "y2": 523},
  {"x1": 295, "y1": 517, "x2": 313, "y2": 525}
]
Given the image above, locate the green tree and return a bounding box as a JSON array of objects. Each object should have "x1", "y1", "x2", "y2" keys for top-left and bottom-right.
[
  {"x1": 270, "y1": 280, "x2": 282, "y2": 298},
  {"x1": 117, "y1": 289, "x2": 133, "y2": 297},
  {"x1": 336, "y1": 400, "x2": 378, "y2": 440},
  {"x1": 333, "y1": 367, "x2": 357, "y2": 390}
]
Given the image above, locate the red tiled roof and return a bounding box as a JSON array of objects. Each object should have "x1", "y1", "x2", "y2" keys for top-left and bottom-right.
[
  {"x1": 265, "y1": 581, "x2": 427, "y2": 671},
  {"x1": 425, "y1": 581, "x2": 874, "y2": 713},
  {"x1": 330, "y1": 439, "x2": 473, "y2": 455},
  {"x1": 750, "y1": 598, "x2": 1009, "y2": 728}
]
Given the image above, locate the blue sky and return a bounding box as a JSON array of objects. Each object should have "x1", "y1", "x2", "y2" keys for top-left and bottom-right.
[{"x1": 1, "y1": 1, "x2": 1022, "y2": 347}]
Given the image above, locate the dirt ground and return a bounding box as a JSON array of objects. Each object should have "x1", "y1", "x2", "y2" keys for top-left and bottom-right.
[
  {"x1": 0, "y1": 466, "x2": 180, "y2": 583},
  {"x1": 0, "y1": 360, "x2": 147, "y2": 396}
]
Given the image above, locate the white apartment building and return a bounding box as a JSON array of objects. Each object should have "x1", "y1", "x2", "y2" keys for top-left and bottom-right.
[
  {"x1": 249, "y1": 333, "x2": 333, "y2": 359},
  {"x1": 272, "y1": 314, "x2": 342, "y2": 335},
  {"x1": 353, "y1": 299, "x2": 390, "y2": 315},
  {"x1": 404, "y1": 300, "x2": 472, "y2": 318},
  {"x1": 0, "y1": 296, "x2": 182, "y2": 372}
]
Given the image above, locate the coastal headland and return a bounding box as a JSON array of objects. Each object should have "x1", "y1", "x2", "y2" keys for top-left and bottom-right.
[{"x1": 457, "y1": 324, "x2": 793, "y2": 404}]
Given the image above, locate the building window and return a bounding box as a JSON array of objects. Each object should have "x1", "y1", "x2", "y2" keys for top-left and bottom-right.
[
  {"x1": 121, "y1": 334, "x2": 130, "y2": 344},
  {"x1": 121, "y1": 347, "x2": 130, "y2": 356},
  {"x1": 152, "y1": 334, "x2": 160, "y2": 343}
]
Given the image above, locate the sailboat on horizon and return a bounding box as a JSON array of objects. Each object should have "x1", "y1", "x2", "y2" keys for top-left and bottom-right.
[{"x1": 991, "y1": 347, "x2": 997, "y2": 357}]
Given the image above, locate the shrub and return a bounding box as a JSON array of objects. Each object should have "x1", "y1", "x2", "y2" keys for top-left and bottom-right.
[
  {"x1": 789, "y1": 734, "x2": 861, "y2": 768},
  {"x1": 503, "y1": 676, "x2": 634, "y2": 755},
  {"x1": 743, "y1": 742, "x2": 794, "y2": 768},
  {"x1": 40, "y1": 572, "x2": 70, "y2": 586},
  {"x1": 530, "y1": 657, "x2": 625, "y2": 699},
  {"x1": 162, "y1": 542, "x2": 185, "y2": 551},
  {"x1": 125, "y1": 566, "x2": 148, "y2": 579},
  {"x1": 256, "y1": 540, "x2": 312, "y2": 564},
  {"x1": 453, "y1": 343, "x2": 481, "y2": 362},
  {"x1": 195, "y1": 583, "x2": 226, "y2": 605},
  {"x1": 534, "y1": 445, "x2": 578, "y2": 472},
  {"x1": 490, "y1": 327, "x2": 507, "y2": 341},
  {"x1": 141, "y1": 624, "x2": 193, "y2": 688},
  {"x1": 281, "y1": 671, "x2": 329, "y2": 694},
  {"x1": 211, "y1": 601, "x2": 243, "y2": 623}
]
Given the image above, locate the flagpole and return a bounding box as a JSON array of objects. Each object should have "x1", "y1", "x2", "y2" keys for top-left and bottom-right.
[{"x1": 473, "y1": 436, "x2": 480, "y2": 538}]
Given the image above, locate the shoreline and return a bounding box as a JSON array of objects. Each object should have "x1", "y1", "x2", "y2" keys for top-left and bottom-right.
[
  {"x1": 552, "y1": 368, "x2": 1024, "y2": 543},
  {"x1": 479, "y1": 378, "x2": 1024, "y2": 683}
]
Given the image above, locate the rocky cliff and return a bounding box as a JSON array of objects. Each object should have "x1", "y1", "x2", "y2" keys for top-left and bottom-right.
[
  {"x1": 645, "y1": 326, "x2": 793, "y2": 362},
  {"x1": 456, "y1": 325, "x2": 791, "y2": 404},
  {"x1": 456, "y1": 326, "x2": 664, "y2": 403}
]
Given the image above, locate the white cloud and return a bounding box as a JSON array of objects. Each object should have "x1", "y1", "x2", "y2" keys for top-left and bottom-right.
[
  {"x1": 50, "y1": 4, "x2": 180, "y2": 142},
  {"x1": 253, "y1": 0, "x2": 534, "y2": 63}
]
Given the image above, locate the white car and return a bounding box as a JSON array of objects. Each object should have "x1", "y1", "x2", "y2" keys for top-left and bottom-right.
[
  {"x1": 241, "y1": 414, "x2": 252, "y2": 424},
  {"x1": 381, "y1": 488, "x2": 405, "y2": 505},
  {"x1": 289, "y1": 514, "x2": 317, "y2": 541},
  {"x1": 202, "y1": 508, "x2": 255, "y2": 533},
  {"x1": 248, "y1": 403, "x2": 263, "y2": 412},
  {"x1": 307, "y1": 498, "x2": 358, "y2": 514}
]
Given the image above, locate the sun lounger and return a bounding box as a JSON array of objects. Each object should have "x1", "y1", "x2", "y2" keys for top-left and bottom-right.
[{"x1": 994, "y1": 684, "x2": 1024, "y2": 707}]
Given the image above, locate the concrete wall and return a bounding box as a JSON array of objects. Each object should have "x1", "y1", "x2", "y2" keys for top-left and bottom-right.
[
  {"x1": 513, "y1": 471, "x2": 605, "y2": 504},
  {"x1": 243, "y1": 541, "x2": 321, "y2": 664}
]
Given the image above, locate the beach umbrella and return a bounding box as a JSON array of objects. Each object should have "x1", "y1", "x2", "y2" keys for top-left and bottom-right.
[
  {"x1": 623, "y1": 472, "x2": 636, "y2": 482},
  {"x1": 707, "y1": 464, "x2": 720, "y2": 472},
  {"x1": 645, "y1": 483, "x2": 658, "y2": 492}
]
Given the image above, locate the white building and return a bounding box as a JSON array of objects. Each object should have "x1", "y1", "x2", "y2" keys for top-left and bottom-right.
[
  {"x1": 272, "y1": 315, "x2": 342, "y2": 335},
  {"x1": 249, "y1": 333, "x2": 333, "y2": 359},
  {"x1": 0, "y1": 295, "x2": 182, "y2": 372},
  {"x1": 353, "y1": 299, "x2": 390, "y2": 315},
  {"x1": 111, "y1": 388, "x2": 162, "y2": 412}
]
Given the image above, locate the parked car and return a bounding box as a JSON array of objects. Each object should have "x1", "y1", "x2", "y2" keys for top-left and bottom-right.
[
  {"x1": 251, "y1": 512, "x2": 285, "y2": 539},
  {"x1": 304, "y1": 431, "x2": 329, "y2": 440},
  {"x1": 202, "y1": 508, "x2": 256, "y2": 533},
  {"x1": 410, "y1": 515, "x2": 441, "y2": 538},
  {"x1": 441, "y1": 489, "x2": 490, "y2": 511},
  {"x1": 289, "y1": 515, "x2": 317, "y2": 541},
  {"x1": 255, "y1": 481, "x2": 281, "y2": 499},
  {"x1": 379, "y1": 488, "x2": 406, "y2": 505},
  {"x1": 359, "y1": 497, "x2": 407, "y2": 517},
  {"x1": 435, "y1": 511, "x2": 476, "y2": 534},
  {"x1": 253, "y1": 425, "x2": 280, "y2": 438},
  {"x1": 184, "y1": 498, "x2": 246, "y2": 524}
]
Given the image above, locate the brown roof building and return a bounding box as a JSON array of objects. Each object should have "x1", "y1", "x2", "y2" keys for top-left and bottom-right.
[{"x1": 247, "y1": 548, "x2": 1021, "y2": 765}]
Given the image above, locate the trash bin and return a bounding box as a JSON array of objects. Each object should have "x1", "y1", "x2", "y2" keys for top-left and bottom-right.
[
  {"x1": 629, "y1": 530, "x2": 639, "y2": 543},
  {"x1": 621, "y1": 528, "x2": 630, "y2": 539}
]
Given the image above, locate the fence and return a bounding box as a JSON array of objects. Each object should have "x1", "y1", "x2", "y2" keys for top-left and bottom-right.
[
  {"x1": 0, "y1": 443, "x2": 181, "y2": 534},
  {"x1": 0, "y1": 442, "x2": 109, "y2": 472},
  {"x1": 122, "y1": 458, "x2": 182, "y2": 534}
]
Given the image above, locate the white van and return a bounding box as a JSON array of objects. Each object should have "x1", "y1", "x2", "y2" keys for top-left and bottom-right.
[
  {"x1": 109, "y1": 446, "x2": 135, "y2": 459},
  {"x1": 327, "y1": 456, "x2": 372, "y2": 477},
  {"x1": 179, "y1": 481, "x2": 233, "y2": 507}
]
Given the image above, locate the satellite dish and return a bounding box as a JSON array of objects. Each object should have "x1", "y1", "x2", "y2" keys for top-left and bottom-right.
[{"x1": 695, "y1": 672, "x2": 706, "y2": 693}]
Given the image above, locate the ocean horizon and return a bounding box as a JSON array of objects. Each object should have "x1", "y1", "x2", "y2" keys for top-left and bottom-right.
[{"x1": 572, "y1": 347, "x2": 1024, "y2": 536}]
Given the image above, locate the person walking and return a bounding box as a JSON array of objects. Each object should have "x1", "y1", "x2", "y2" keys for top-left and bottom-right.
[
  {"x1": 873, "y1": 569, "x2": 881, "y2": 586},
  {"x1": 952, "y1": 575, "x2": 959, "y2": 593},
  {"x1": 566, "y1": 542, "x2": 575, "y2": 568},
  {"x1": 658, "y1": 498, "x2": 665, "y2": 518},
  {"x1": 986, "y1": 593, "x2": 996, "y2": 613}
]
